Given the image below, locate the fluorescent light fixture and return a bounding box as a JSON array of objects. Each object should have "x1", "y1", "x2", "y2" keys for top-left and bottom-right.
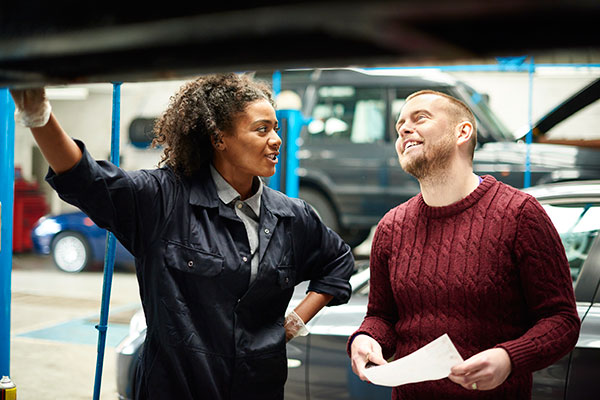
[
  {"x1": 46, "y1": 87, "x2": 89, "y2": 100},
  {"x1": 534, "y1": 66, "x2": 600, "y2": 76}
]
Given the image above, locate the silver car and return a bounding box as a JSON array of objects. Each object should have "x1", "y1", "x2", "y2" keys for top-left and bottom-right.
[{"x1": 116, "y1": 180, "x2": 600, "y2": 400}]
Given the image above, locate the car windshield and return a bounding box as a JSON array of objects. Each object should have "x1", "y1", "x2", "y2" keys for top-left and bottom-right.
[{"x1": 541, "y1": 202, "x2": 600, "y2": 284}]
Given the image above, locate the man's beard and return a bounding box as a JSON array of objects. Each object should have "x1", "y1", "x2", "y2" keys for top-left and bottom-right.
[{"x1": 399, "y1": 133, "x2": 454, "y2": 180}]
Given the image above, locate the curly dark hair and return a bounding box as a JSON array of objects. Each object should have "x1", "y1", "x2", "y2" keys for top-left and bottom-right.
[{"x1": 152, "y1": 73, "x2": 275, "y2": 176}]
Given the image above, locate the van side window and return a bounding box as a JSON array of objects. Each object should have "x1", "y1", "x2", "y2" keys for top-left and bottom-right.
[{"x1": 306, "y1": 86, "x2": 386, "y2": 144}]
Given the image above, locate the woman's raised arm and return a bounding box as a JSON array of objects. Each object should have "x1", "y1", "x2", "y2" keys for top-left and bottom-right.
[{"x1": 12, "y1": 88, "x2": 82, "y2": 174}]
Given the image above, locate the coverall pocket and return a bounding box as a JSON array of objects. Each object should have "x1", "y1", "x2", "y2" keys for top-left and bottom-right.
[
  {"x1": 276, "y1": 265, "x2": 296, "y2": 289},
  {"x1": 164, "y1": 241, "x2": 224, "y2": 277}
]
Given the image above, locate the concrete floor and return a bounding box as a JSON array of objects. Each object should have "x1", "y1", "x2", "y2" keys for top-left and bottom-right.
[
  {"x1": 6, "y1": 235, "x2": 373, "y2": 400},
  {"x1": 9, "y1": 253, "x2": 141, "y2": 400}
]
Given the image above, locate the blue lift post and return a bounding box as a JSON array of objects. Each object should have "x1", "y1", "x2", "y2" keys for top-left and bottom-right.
[
  {"x1": 0, "y1": 89, "x2": 15, "y2": 378},
  {"x1": 270, "y1": 109, "x2": 303, "y2": 198},
  {"x1": 92, "y1": 82, "x2": 122, "y2": 400},
  {"x1": 524, "y1": 56, "x2": 535, "y2": 188}
]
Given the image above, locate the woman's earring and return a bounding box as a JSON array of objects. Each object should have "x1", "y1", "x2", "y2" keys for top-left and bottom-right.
[{"x1": 213, "y1": 135, "x2": 224, "y2": 150}]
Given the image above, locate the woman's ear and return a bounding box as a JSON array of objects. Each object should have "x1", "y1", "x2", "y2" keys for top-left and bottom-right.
[{"x1": 212, "y1": 131, "x2": 225, "y2": 151}]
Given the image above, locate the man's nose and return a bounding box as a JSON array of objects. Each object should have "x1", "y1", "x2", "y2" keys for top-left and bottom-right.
[{"x1": 397, "y1": 122, "x2": 413, "y2": 136}]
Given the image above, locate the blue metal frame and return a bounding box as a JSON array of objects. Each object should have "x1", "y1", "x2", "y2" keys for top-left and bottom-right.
[
  {"x1": 0, "y1": 61, "x2": 596, "y2": 395},
  {"x1": 270, "y1": 109, "x2": 304, "y2": 197},
  {"x1": 0, "y1": 89, "x2": 15, "y2": 377},
  {"x1": 93, "y1": 82, "x2": 121, "y2": 400},
  {"x1": 524, "y1": 57, "x2": 535, "y2": 188}
]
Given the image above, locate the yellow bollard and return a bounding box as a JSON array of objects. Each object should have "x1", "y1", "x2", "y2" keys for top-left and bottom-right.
[{"x1": 0, "y1": 376, "x2": 16, "y2": 400}]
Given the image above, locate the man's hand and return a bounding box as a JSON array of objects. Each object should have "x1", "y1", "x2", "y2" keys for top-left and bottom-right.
[
  {"x1": 350, "y1": 334, "x2": 387, "y2": 381},
  {"x1": 10, "y1": 88, "x2": 52, "y2": 128},
  {"x1": 448, "y1": 348, "x2": 512, "y2": 391}
]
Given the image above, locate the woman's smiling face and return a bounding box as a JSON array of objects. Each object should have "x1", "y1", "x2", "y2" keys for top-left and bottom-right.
[{"x1": 213, "y1": 99, "x2": 281, "y2": 192}]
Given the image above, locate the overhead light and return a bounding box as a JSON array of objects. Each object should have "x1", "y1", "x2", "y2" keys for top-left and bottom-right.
[
  {"x1": 46, "y1": 87, "x2": 89, "y2": 100},
  {"x1": 535, "y1": 66, "x2": 600, "y2": 76}
]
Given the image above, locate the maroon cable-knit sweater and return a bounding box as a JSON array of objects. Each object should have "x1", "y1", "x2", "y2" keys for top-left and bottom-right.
[{"x1": 349, "y1": 175, "x2": 580, "y2": 399}]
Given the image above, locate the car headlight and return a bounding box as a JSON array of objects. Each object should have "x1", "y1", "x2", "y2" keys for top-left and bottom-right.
[
  {"x1": 129, "y1": 309, "x2": 147, "y2": 337},
  {"x1": 34, "y1": 219, "x2": 62, "y2": 237}
]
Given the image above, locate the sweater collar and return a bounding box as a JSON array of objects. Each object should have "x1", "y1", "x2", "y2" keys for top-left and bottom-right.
[{"x1": 417, "y1": 175, "x2": 497, "y2": 218}]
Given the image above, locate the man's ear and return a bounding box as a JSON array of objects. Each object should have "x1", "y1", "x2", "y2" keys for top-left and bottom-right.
[{"x1": 456, "y1": 121, "x2": 474, "y2": 148}]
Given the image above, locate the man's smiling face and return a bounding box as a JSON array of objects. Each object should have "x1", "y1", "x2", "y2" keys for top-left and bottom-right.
[{"x1": 395, "y1": 94, "x2": 457, "y2": 180}]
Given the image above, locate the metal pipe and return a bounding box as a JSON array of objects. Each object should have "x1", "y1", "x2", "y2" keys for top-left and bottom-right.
[
  {"x1": 525, "y1": 57, "x2": 535, "y2": 188},
  {"x1": 92, "y1": 82, "x2": 121, "y2": 400},
  {"x1": 0, "y1": 89, "x2": 15, "y2": 377}
]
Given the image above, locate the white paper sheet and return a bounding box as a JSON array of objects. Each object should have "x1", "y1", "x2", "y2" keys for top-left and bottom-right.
[{"x1": 363, "y1": 333, "x2": 464, "y2": 387}]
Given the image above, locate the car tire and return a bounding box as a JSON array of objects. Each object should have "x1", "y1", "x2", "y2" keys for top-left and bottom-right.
[
  {"x1": 51, "y1": 231, "x2": 91, "y2": 273},
  {"x1": 299, "y1": 187, "x2": 340, "y2": 229},
  {"x1": 299, "y1": 187, "x2": 370, "y2": 248}
]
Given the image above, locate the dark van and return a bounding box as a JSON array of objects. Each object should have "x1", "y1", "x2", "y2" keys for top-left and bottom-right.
[{"x1": 130, "y1": 69, "x2": 600, "y2": 247}]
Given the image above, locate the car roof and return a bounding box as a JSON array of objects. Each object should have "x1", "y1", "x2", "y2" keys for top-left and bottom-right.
[
  {"x1": 522, "y1": 180, "x2": 600, "y2": 201},
  {"x1": 278, "y1": 67, "x2": 458, "y2": 88}
]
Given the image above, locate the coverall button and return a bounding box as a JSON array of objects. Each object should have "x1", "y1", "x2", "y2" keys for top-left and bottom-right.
[
  {"x1": 264, "y1": 228, "x2": 270, "y2": 234},
  {"x1": 237, "y1": 202, "x2": 243, "y2": 209},
  {"x1": 242, "y1": 256, "x2": 248, "y2": 262},
  {"x1": 187, "y1": 260, "x2": 194, "y2": 268}
]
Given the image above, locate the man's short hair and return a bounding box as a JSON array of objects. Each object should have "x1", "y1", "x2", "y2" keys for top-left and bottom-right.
[{"x1": 406, "y1": 90, "x2": 478, "y2": 159}]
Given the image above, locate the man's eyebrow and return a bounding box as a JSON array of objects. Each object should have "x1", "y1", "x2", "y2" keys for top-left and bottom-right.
[
  {"x1": 411, "y1": 109, "x2": 431, "y2": 117},
  {"x1": 396, "y1": 109, "x2": 431, "y2": 127}
]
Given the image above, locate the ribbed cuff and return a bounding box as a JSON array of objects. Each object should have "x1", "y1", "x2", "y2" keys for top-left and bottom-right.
[
  {"x1": 495, "y1": 339, "x2": 538, "y2": 373},
  {"x1": 346, "y1": 331, "x2": 373, "y2": 357}
]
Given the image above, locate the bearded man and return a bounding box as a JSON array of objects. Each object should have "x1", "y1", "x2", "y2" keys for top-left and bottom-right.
[{"x1": 347, "y1": 90, "x2": 580, "y2": 399}]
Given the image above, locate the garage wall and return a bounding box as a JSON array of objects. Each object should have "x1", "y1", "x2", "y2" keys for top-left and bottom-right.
[{"x1": 13, "y1": 79, "x2": 188, "y2": 214}]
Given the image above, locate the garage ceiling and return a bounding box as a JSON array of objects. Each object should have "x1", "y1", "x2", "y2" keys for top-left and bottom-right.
[{"x1": 1, "y1": 0, "x2": 599, "y2": 86}]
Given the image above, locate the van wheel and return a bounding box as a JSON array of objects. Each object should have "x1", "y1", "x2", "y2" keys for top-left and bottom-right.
[
  {"x1": 340, "y1": 227, "x2": 371, "y2": 249},
  {"x1": 299, "y1": 187, "x2": 339, "y2": 231},
  {"x1": 299, "y1": 187, "x2": 370, "y2": 248}
]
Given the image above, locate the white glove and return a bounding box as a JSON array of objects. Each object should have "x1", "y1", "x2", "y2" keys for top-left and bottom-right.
[
  {"x1": 11, "y1": 88, "x2": 52, "y2": 128},
  {"x1": 284, "y1": 310, "x2": 309, "y2": 342}
]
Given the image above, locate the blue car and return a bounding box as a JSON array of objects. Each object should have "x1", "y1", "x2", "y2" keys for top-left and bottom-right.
[{"x1": 31, "y1": 211, "x2": 134, "y2": 273}]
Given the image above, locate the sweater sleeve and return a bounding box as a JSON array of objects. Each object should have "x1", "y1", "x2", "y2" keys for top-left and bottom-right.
[
  {"x1": 496, "y1": 196, "x2": 581, "y2": 373},
  {"x1": 347, "y1": 211, "x2": 399, "y2": 359}
]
